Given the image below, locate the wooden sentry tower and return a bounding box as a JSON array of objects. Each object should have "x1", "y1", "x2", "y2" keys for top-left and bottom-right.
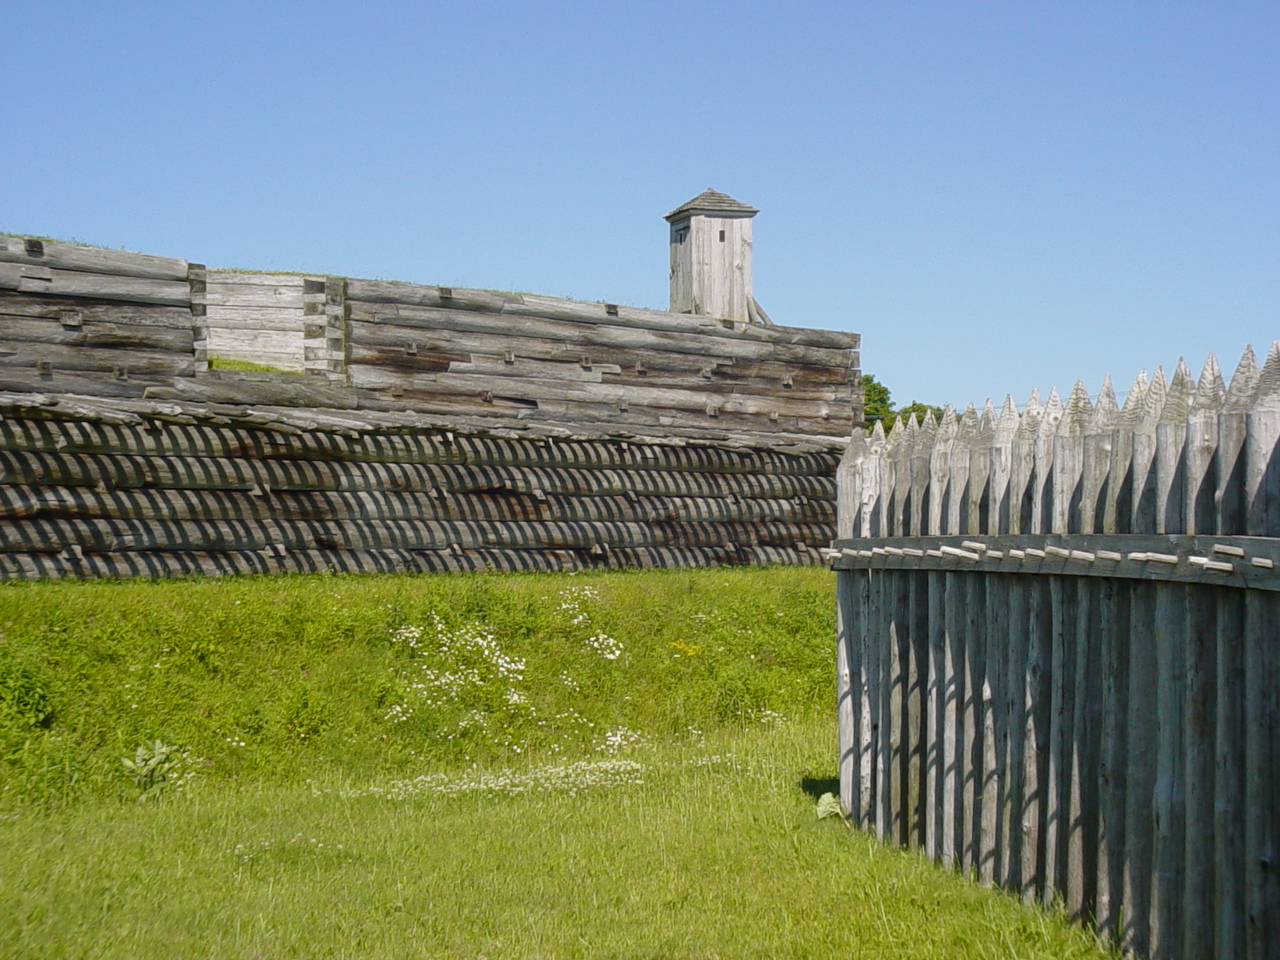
[{"x1": 666, "y1": 189, "x2": 766, "y2": 325}]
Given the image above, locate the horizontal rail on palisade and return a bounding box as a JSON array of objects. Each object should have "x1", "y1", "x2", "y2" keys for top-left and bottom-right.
[{"x1": 824, "y1": 533, "x2": 1280, "y2": 590}]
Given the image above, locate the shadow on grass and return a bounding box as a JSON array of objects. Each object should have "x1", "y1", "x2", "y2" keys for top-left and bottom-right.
[{"x1": 798, "y1": 774, "x2": 839, "y2": 800}]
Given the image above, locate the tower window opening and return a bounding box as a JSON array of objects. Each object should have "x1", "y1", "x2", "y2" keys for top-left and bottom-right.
[{"x1": 719, "y1": 230, "x2": 726, "y2": 242}]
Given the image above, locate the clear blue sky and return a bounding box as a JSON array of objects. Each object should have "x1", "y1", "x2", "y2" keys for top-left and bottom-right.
[{"x1": 3, "y1": 1, "x2": 1276, "y2": 411}]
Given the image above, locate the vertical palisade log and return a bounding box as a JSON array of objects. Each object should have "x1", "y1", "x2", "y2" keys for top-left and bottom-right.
[
  {"x1": 837, "y1": 569, "x2": 858, "y2": 817},
  {"x1": 1003, "y1": 556, "x2": 1031, "y2": 891},
  {"x1": 1219, "y1": 347, "x2": 1260, "y2": 536},
  {"x1": 910, "y1": 568, "x2": 931, "y2": 849},
  {"x1": 890, "y1": 417, "x2": 916, "y2": 537},
  {"x1": 968, "y1": 400, "x2": 996, "y2": 535},
  {"x1": 889, "y1": 572, "x2": 910, "y2": 845},
  {"x1": 929, "y1": 406, "x2": 958, "y2": 536},
  {"x1": 908, "y1": 412, "x2": 934, "y2": 850},
  {"x1": 982, "y1": 568, "x2": 1007, "y2": 885},
  {"x1": 1214, "y1": 347, "x2": 1257, "y2": 960},
  {"x1": 1035, "y1": 388, "x2": 1064, "y2": 534},
  {"x1": 1107, "y1": 371, "x2": 1149, "y2": 536},
  {"x1": 942, "y1": 568, "x2": 962, "y2": 869},
  {"x1": 1095, "y1": 375, "x2": 1129, "y2": 943},
  {"x1": 1025, "y1": 572, "x2": 1054, "y2": 903},
  {"x1": 874, "y1": 568, "x2": 895, "y2": 840},
  {"x1": 1096, "y1": 571, "x2": 1128, "y2": 943},
  {"x1": 909, "y1": 412, "x2": 937, "y2": 537},
  {"x1": 866, "y1": 420, "x2": 889, "y2": 538},
  {"x1": 1044, "y1": 574, "x2": 1073, "y2": 907},
  {"x1": 924, "y1": 412, "x2": 954, "y2": 863},
  {"x1": 1182, "y1": 356, "x2": 1225, "y2": 960},
  {"x1": 953, "y1": 406, "x2": 980, "y2": 875},
  {"x1": 835, "y1": 429, "x2": 866, "y2": 539},
  {"x1": 1082, "y1": 377, "x2": 1118, "y2": 534},
  {"x1": 1054, "y1": 382, "x2": 1091, "y2": 535},
  {"x1": 951, "y1": 404, "x2": 978, "y2": 535},
  {"x1": 927, "y1": 564, "x2": 946, "y2": 862},
  {"x1": 857, "y1": 569, "x2": 876, "y2": 829},
  {"x1": 1151, "y1": 360, "x2": 1193, "y2": 960},
  {"x1": 1010, "y1": 390, "x2": 1044, "y2": 535},
  {"x1": 1245, "y1": 342, "x2": 1280, "y2": 959},
  {"x1": 990, "y1": 396, "x2": 1019, "y2": 535},
  {"x1": 1123, "y1": 371, "x2": 1164, "y2": 956}
]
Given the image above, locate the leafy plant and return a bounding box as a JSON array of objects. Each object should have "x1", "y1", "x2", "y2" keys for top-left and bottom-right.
[
  {"x1": 0, "y1": 656, "x2": 55, "y2": 729},
  {"x1": 121, "y1": 740, "x2": 182, "y2": 797}
]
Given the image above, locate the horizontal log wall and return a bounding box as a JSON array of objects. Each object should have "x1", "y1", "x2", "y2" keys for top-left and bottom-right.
[
  {"x1": 1, "y1": 237, "x2": 860, "y2": 448},
  {"x1": 0, "y1": 392, "x2": 839, "y2": 580},
  {"x1": 1, "y1": 236, "x2": 201, "y2": 392},
  {"x1": 830, "y1": 346, "x2": 1280, "y2": 960},
  {"x1": 0, "y1": 235, "x2": 857, "y2": 579}
]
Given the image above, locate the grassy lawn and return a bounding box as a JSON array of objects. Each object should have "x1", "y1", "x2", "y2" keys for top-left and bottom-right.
[{"x1": 0, "y1": 568, "x2": 1116, "y2": 958}]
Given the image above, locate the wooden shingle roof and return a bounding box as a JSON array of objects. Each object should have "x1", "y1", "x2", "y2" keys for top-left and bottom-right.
[{"x1": 664, "y1": 189, "x2": 759, "y2": 222}]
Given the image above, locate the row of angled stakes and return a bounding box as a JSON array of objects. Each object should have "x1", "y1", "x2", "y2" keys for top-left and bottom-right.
[{"x1": 859, "y1": 340, "x2": 1280, "y2": 440}]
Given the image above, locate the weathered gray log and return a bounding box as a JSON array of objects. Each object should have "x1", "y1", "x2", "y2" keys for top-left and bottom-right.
[
  {"x1": 7, "y1": 265, "x2": 191, "y2": 306},
  {"x1": 0, "y1": 237, "x2": 188, "y2": 281},
  {"x1": 344, "y1": 279, "x2": 859, "y2": 350},
  {"x1": 345, "y1": 302, "x2": 857, "y2": 368},
  {"x1": 0, "y1": 341, "x2": 194, "y2": 378},
  {"x1": 0, "y1": 315, "x2": 195, "y2": 353}
]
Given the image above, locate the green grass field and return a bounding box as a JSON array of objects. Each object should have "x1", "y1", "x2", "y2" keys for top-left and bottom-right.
[{"x1": 0, "y1": 568, "x2": 1115, "y2": 958}]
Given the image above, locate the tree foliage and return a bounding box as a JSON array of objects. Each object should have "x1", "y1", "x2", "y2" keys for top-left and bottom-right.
[{"x1": 859, "y1": 373, "x2": 942, "y2": 433}]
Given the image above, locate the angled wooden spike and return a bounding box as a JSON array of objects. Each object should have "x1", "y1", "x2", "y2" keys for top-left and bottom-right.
[
  {"x1": 989, "y1": 396, "x2": 1020, "y2": 534},
  {"x1": 968, "y1": 399, "x2": 996, "y2": 535},
  {"x1": 979, "y1": 397, "x2": 997, "y2": 434},
  {"x1": 866, "y1": 417, "x2": 889, "y2": 537},
  {"x1": 1155, "y1": 360, "x2": 1193, "y2": 534},
  {"x1": 929, "y1": 405, "x2": 959, "y2": 535},
  {"x1": 909, "y1": 407, "x2": 939, "y2": 535},
  {"x1": 1144, "y1": 366, "x2": 1169, "y2": 427},
  {"x1": 1224, "y1": 345, "x2": 1260, "y2": 412},
  {"x1": 1106, "y1": 370, "x2": 1147, "y2": 534},
  {"x1": 891, "y1": 410, "x2": 917, "y2": 536},
  {"x1": 1196, "y1": 353, "x2": 1226, "y2": 407},
  {"x1": 1094, "y1": 375, "x2": 1119, "y2": 421},
  {"x1": 1186, "y1": 353, "x2": 1225, "y2": 535},
  {"x1": 1052, "y1": 383, "x2": 1090, "y2": 533},
  {"x1": 1031, "y1": 388, "x2": 1064, "y2": 535},
  {"x1": 837, "y1": 427, "x2": 868, "y2": 538},
  {"x1": 948, "y1": 403, "x2": 977, "y2": 534},
  {"x1": 1219, "y1": 348, "x2": 1259, "y2": 535},
  {"x1": 1083, "y1": 376, "x2": 1120, "y2": 534},
  {"x1": 1009, "y1": 389, "x2": 1044, "y2": 534},
  {"x1": 1161, "y1": 358, "x2": 1195, "y2": 425},
  {"x1": 1119, "y1": 369, "x2": 1150, "y2": 429},
  {"x1": 1246, "y1": 340, "x2": 1280, "y2": 536}
]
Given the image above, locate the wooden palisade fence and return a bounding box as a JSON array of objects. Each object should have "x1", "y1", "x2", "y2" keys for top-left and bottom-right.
[{"x1": 829, "y1": 346, "x2": 1280, "y2": 960}]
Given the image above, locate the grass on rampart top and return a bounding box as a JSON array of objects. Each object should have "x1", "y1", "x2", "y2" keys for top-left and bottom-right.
[{"x1": 0, "y1": 567, "x2": 1117, "y2": 958}]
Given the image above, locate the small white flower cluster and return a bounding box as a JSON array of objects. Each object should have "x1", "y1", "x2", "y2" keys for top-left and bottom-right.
[
  {"x1": 348, "y1": 758, "x2": 644, "y2": 801},
  {"x1": 389, "y1": 624, "x2": 424, "y2": 651},
  {"x1": 381, "y1": 614, "x2": 529, "y2": 722},
  {"x1": 584, "y1": 633, "x2": 622, "y2": 660},
  {"x1": 598, "y1": 726, "x2": 646, "y2": 754},
  {"x1": 556, "y1": 585, "x2": 600, "y2": 626},
  {"x1": 756, "y1": 709, "x2": 786, "y2": 726},
  {"x1": 226, "y1": 833, "x2": 344, "y2": 863}
]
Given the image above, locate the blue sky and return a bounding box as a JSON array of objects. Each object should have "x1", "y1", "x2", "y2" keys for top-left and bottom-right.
[{"x1": 3, "y1": 1, "x2": 1276, "y2": 410}]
